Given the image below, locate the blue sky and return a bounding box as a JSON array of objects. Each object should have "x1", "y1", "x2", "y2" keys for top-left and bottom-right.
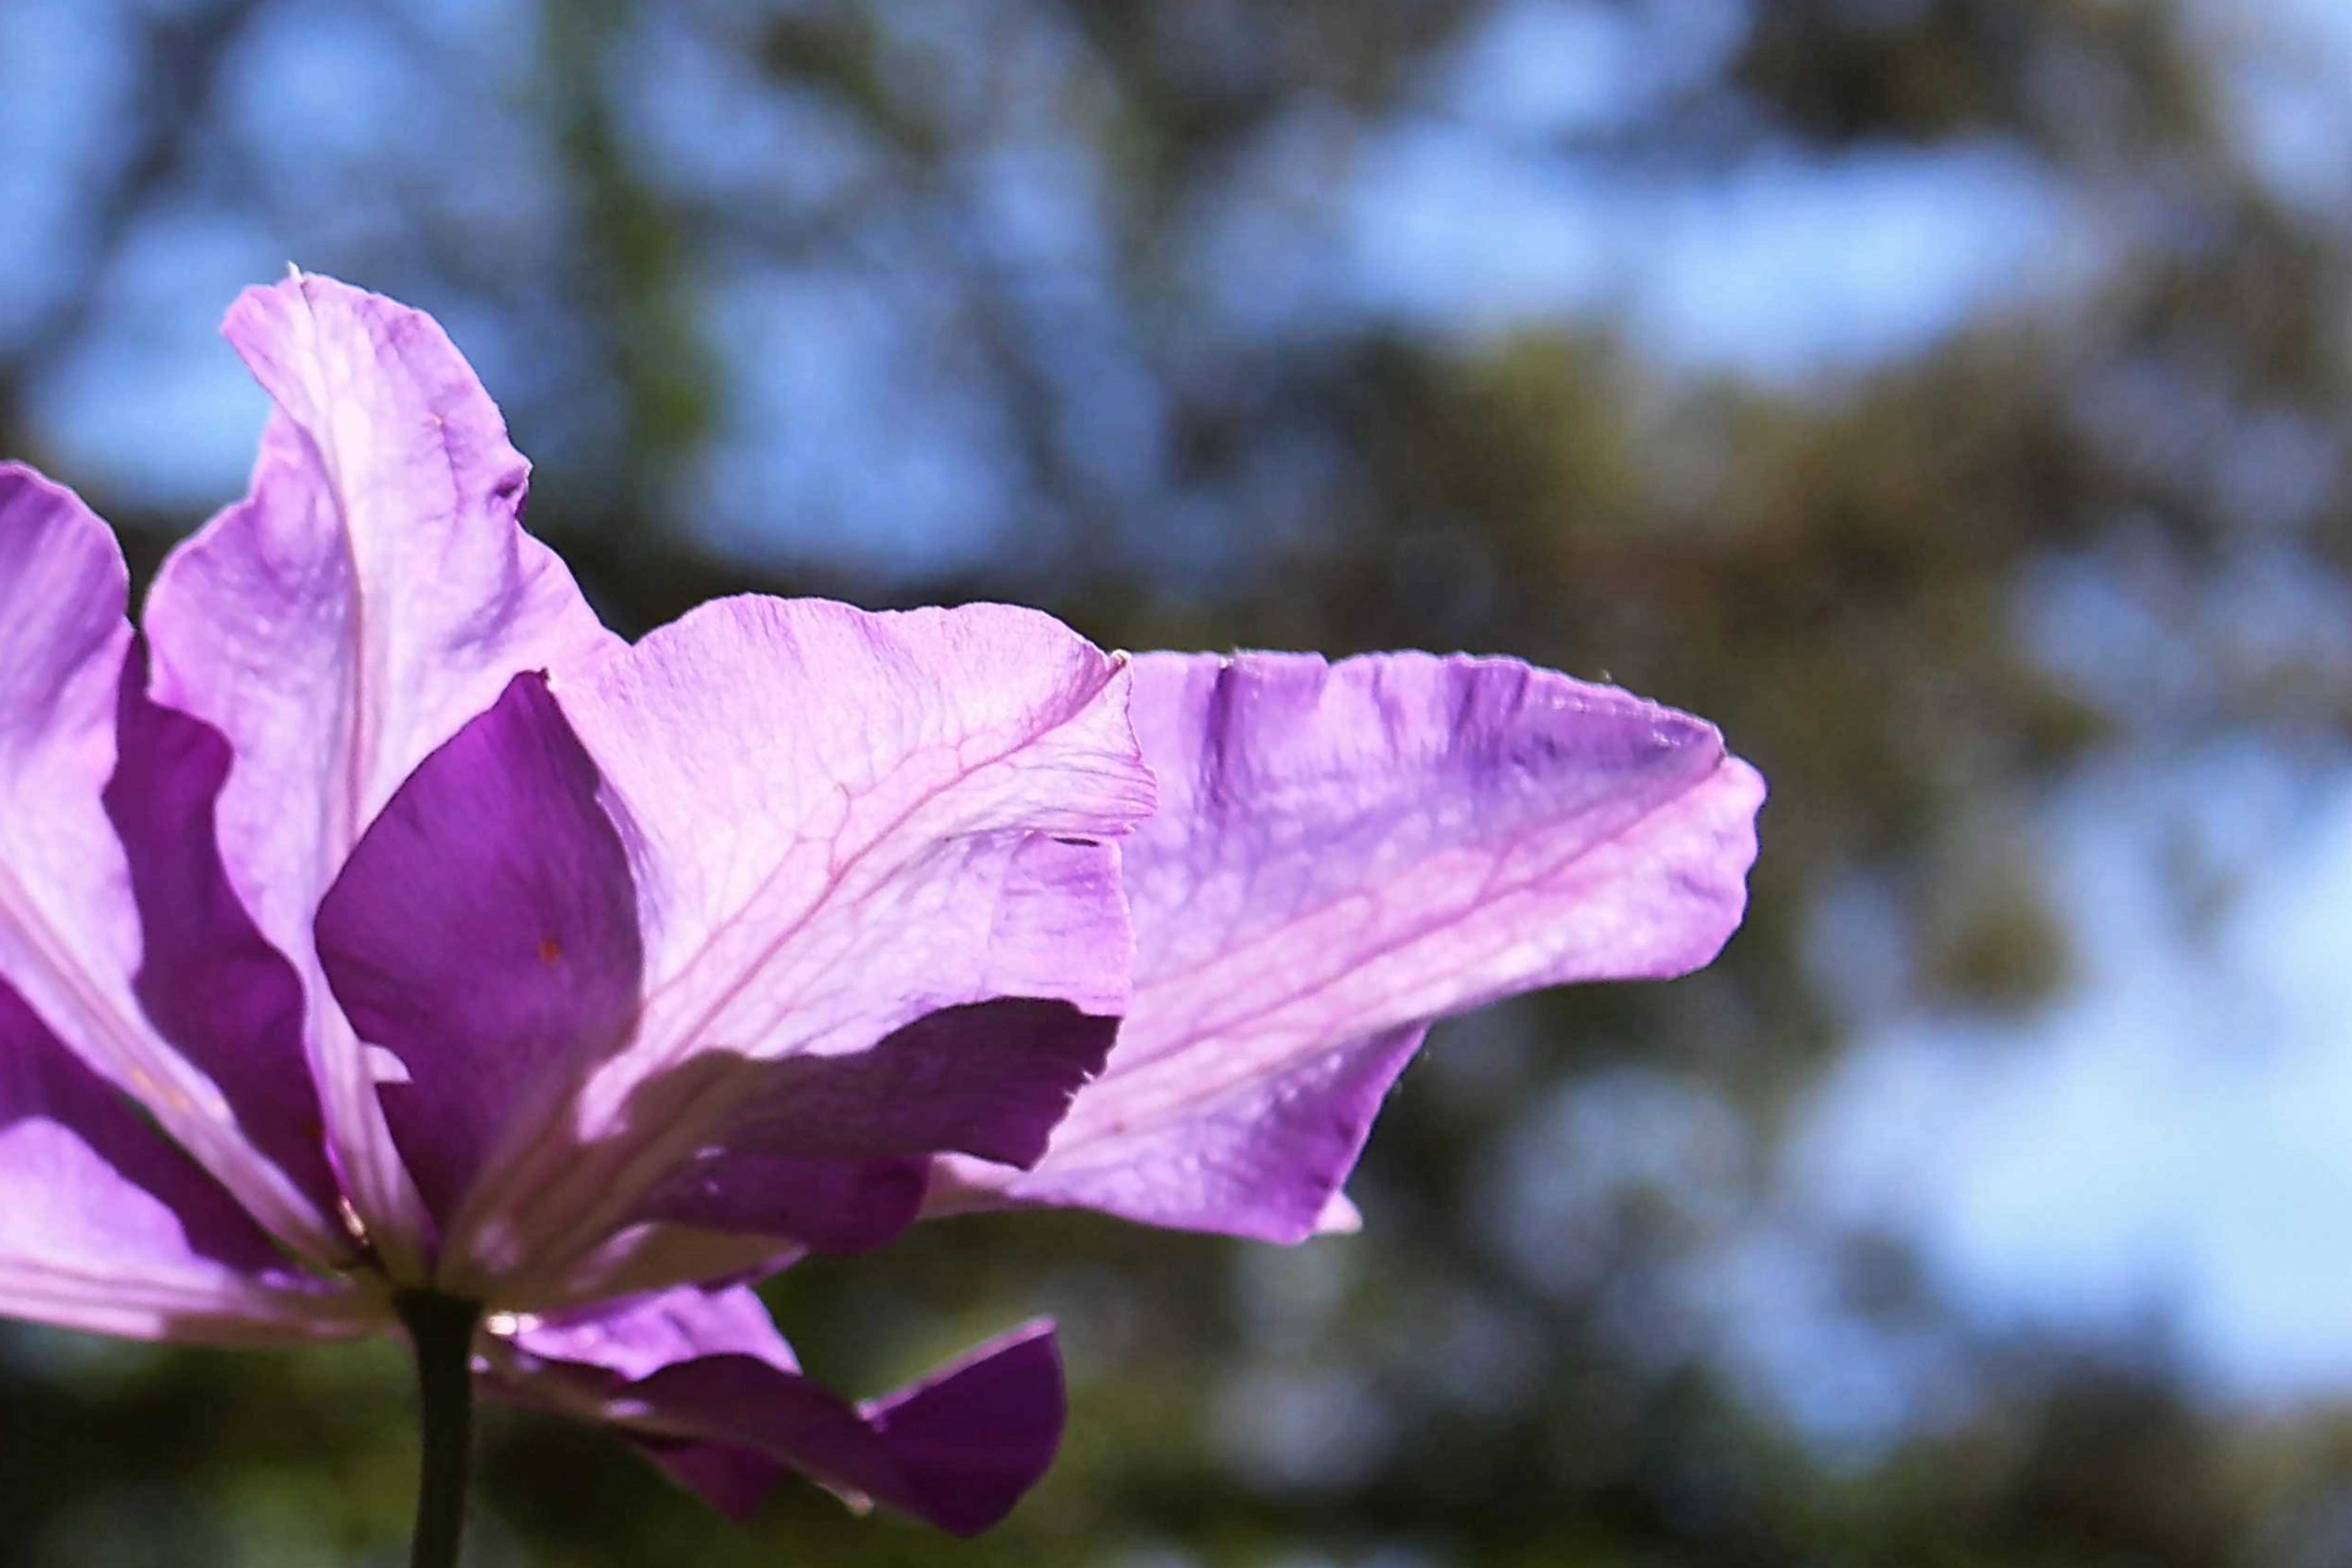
[{"x1": 1791, "y1": 746, "x2": 2352, "y2": 1401}]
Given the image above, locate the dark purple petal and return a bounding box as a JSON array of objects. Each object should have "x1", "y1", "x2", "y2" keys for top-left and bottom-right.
[
  {"x1": 939, "y1": 651, "x2": 1766, "y2": 1240},
  {"x1": 315, "y1": 674, "x2": 641, "y2": 1226},
  {"x1": 0, "y1": 977, "x2": 373, "y2": 1343},
  {"x1": 629, "y1": 1438, "x2": 785, "y2": 1522},
  {"x1": 854, "y1": 1321, "x2": 1066, "y2": 1536},
  {"x1": 106, "y1": 643, "x2": 339, "y2": 1220},
  {"x1": 614, "y1": 1322, "x2": 1065, "y2": 1534},
  {"x1": 491, "y1": 1289, "x2": 1064, "y2": 1534},
  {"x1": 489, "y1": 1285, "x2": 799, "y2": 1516}
]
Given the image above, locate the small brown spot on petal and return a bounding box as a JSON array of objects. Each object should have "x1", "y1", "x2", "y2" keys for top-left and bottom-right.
[{"x1": 537, "y1": 938, "x2": 564, "y2": 965}]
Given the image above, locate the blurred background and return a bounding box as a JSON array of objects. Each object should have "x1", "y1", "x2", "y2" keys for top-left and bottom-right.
[{"x1": 4, "y1": 0, "x2": 2352, "y2": 1562}]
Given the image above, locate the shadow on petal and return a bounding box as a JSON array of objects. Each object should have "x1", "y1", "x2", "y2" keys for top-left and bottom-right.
[{"x1": 106, "y1": 640, "x2": 341, "y2": 1223}]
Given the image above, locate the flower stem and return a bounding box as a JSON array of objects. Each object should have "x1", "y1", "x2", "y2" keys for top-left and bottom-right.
[{"x1": 397, "y1": 1291, "x2": 484, "y2": 1568}]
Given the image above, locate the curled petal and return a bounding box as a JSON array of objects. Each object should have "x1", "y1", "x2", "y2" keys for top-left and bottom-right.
[
  {"x1": 141, "y1": 276, "x2": 621, "y2": 1269},
  {"x1": 445, "y1": 598, "x2": 1152, "y2": 1298},
  {"x1": 937, "y1": 651, "x2": 1766, "y2": 1240},
  {"x1": 692, "y1": 997, "x2": 1118, "y2": 1167},
  {"x1": 632, "y1": 995, "x2": 1119, "y2": 1254},
  {"x1": 0, "y1": 465, "x2": 338, "y2": 1258},
  {"x1": 490, "y1": 1288, "x2": 1064, "y2": 1533},
  {"x1": 0, "y1": 978, "x2": 377, "y2": 1343}
]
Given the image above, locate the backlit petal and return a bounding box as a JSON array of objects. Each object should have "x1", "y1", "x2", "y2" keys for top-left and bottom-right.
[
  {"x1": 0, "y1": 464, "x2": 338, "y2": 1258},
  {"x1": 939, "y1": 651, "x2": 1765, "y2": 1240},
  {"x1": 108, "y1": 647, "x2": 343, "y2": 1224},
  {"x1": 141, "y1": 275, "x2": 621, "y2": 1269},
  {"x1": 444, "y1": 598, "x2": 1151, "y2": 1297},
  {"x1": 0, "y1": 977, "x2": 377, "y2": 1343}
]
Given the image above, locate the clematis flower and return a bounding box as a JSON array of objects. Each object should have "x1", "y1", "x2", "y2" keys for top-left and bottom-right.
[
  {"x1": 1, "y1": 275, "x2": 1152, "y2": 1545},
  {"x1": 0, "y1": 274, "x2": 1763, "y2": 1560}
]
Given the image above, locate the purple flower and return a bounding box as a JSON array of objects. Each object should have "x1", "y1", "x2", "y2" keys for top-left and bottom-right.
[
  {"x1": 0, "y1": 275, "x2": 1761, "y2": 1544},
  {"x1": 2, "y1": 276, "x2": 1142, "y2": 1534}
]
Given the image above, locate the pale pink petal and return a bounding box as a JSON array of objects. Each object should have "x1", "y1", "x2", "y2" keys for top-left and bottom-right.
[
  {"x1": 140, "y1": 275, "x2": 621, "y2": 1269},
  {"x1": 0, "y1": 976, "x2": 378, "y2": 1343},
  {"x1": 938, "y1": 651, "x2": 1765, "y2": 1240},
  {"x1": 441, "y1": 598, "x2": 1152, "y2": 1300},
  {"x1": 0, "y1": 464, "x2": 339, "y2": 1258}
]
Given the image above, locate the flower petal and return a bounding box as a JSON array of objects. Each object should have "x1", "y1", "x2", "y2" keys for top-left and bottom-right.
[
  {"x1": 639, "y1": 1153, "x2": 931, "y2": 1256},
  {"x1": 314, "y1": 674, "x2": 641, "y2": 1234},
  {"x1": 0, "y1": 976, "x2": 377, "y2": 1343},
  {"x1": 141, "y1": 275, "x2": 622, "y2": 1269},
  {"x1": 627, "y1": 1440, "x2": 786, "y2": 1522},
  {"x1": 852, "y1": 1320, "x2": 1067, "y2": 1535},
  {"x1": 631, "y1": 995, "x2": 1119, "y2": 1254},
  {"x1": 108, "y1": 645, "x2": 343, "y2": 1225},
  {"x1": 511, "y1": 1280, "x2": 796, "y2": 1376},
  {"x1": 490, "y1": 1289, "x2": 1064, "y2": 1534},
  {"x1": 0, "y1": 464, "x2": 339, "y2": 1259},
  {"x1": 695, "y1": 996, "x2": 1124, "y2": 1167},
  {"x1": 937, "y1": 651, "x2": 1766, "y2": 1240},
  {"x1": 445, "y1": 598, "x2": 1152, "y2": 1297},
  {"x1": 486, "y1": 1284, "x2": 797, "y2": 1516}
]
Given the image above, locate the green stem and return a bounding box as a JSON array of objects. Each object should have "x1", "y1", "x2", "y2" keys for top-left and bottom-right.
[{"x1": 397, "y1": 1291, "x2": 483, "y2": 1568}]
